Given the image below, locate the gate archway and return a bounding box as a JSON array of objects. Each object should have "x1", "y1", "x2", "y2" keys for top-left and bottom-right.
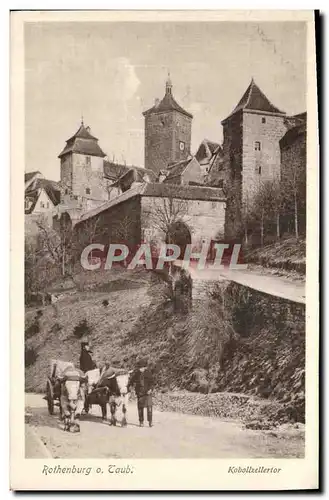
[{"x1": 165, "y1": 221, "x2": 192, "y2": 260}]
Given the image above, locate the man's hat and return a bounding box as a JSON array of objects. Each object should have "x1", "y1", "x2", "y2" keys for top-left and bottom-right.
[{"x1": 136, "y1": 357, "x2": 148, "y2": 368}]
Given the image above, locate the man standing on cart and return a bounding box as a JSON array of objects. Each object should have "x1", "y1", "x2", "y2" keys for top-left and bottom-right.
[{"x1": 79, "y1": 341, "x2": 97, "y2": 373}]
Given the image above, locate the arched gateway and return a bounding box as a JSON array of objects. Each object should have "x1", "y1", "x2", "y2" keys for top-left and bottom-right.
[{"x1": 165, "y1": 221, "x2": 192, "y2": 260}]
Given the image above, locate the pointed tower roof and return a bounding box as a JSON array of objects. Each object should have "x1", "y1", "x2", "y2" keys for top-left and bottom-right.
[
  {"x1": 143, "y1": 76, "x2": 193, "y2": 119},
  {"x1": 222, "y1": 79, "x2": 285, "y2": 123},
  {"x1": 58, "y1": 121, "x2": 106, "y2": 158}
]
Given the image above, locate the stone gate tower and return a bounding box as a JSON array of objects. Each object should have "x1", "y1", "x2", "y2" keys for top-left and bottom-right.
[
  {"x1": 143, "y1": 75, "x2": 193, "y2": 175},
  {"x1": 221, "y1": 79, "x2": 287, "y2": 237},
  {"x1": 58, "y1": 120, "x2": 108, "y2": 211}
]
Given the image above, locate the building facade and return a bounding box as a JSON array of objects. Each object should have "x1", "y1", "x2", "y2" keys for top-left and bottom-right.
[{"x1": 143, "y1": 75, "x2": 193, "y2": 175}]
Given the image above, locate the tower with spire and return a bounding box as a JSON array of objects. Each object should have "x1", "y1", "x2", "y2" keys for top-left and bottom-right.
[
  {"x1": 221, "y1": 79, "x2": 287, "y2": 238},
  {"x1": 58, "y1": 120, "x2": 108, "y2": 210},
  {"x1": 143, "y1": 74, "x2": 193, "y2": 175}
]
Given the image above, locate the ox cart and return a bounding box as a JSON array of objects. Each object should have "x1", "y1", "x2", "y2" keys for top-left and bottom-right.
[{"x1": 45, "y1": 360, "x2": 74, "y2": 415}]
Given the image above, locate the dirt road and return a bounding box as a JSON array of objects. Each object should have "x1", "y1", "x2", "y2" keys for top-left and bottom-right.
[
  {"x1": 173, "y1": 259, "x2": 305, "y2": 303},
  {"x1": 25, "y1": 393, "x2": 304, "y2": 459}
]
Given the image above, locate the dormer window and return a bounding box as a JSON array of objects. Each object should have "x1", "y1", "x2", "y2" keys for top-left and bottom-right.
[{"x1": 255, "y1": 141, "x2": 261, "y2": 151}]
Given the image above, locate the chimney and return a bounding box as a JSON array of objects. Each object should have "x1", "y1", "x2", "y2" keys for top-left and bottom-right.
[{"x1": 154, "y1": 98, "x2": 160, "y2": 107}]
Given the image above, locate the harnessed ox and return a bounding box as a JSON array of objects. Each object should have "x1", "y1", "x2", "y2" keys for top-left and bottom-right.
[
  {"x1": 84, "y1": 367, "x2": 132, "y2": 426},
  {"x1": 58, "y1": 366, "x2": 86, "y2": 432}
]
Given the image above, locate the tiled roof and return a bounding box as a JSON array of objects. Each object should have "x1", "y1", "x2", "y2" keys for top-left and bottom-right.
[
  {"x1": 111, "y1": 167, "x2": 157, "y2": 192},
  {"x1": 76, "y1": 182, "x2": 225, "y2": 224},
  {"x1": 280, "y1": 121, "x2": 306, "y2": 149},
  {"x1": 58, "y1": 123, "x2": 106, "y2": 158},
  {"x1": 195, "y1": 140, "x2": 221, "y2": 164},
  {"x1": 284, "y1": 112, "x2": 307, "y2": 131},
  {"x1": 164, "y1": 159, "x2": 192, "y2": 180},
  {"x1": 143, "y1": 80, "x2": 192, "y2": 119},
  {"x1": 142, "y1": 182, "x2": 225, "y2": 201},
  {"x1": 205, "y1": 140, "x2": 220, "y2": 154},
  {"x1": 104, "y1": 161, "x2": 156, "y2": 183},
  {"x1": 67, "y1": 123, "x2": 98, "y2": 141},
  {"x1": 25, "y1": 171, "x2": 42, "y2": 183},
  {"x1": 222, "y1": 79, "x2": 285, "y2": 122},
  {"x1": 76, "y1": 184, "x2": 145, "y2": 223},
  {"x1": 25, "y1": 178, "x2": 61, "y2": 213}
]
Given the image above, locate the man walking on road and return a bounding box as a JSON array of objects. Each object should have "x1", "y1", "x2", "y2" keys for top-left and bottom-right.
[{"x1": 128, "y1": 358, "x2": 154, "y2": 427}]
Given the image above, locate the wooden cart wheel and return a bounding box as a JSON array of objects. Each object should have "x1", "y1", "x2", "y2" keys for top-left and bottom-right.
[{"x1": 46, "y1": 379, "x2": 54, "y2": 415}]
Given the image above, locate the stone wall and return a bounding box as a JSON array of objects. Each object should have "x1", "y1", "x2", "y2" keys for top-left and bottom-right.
[
  {"x1": 222, "y1": 111, "x2": 243, "y2": 239},
  {"x1": 187, "y1": 278, "x2": 305, "y2": 420},
  {"x1": 73, "y1": 195, "x2": 142, "y2": 254},
  {"x1": 60, "y1": 153, "x2": 108, "y2": 208},
  {"x1": 140, "y1": 195, "x2": 226, "y2": 251},
  {"x1": 280, "y1": 131, "x2": 306, "y2": 186},
  {"x1": 172, "y1": 110, "x2": 192, "y2": 162},
  {"x1": 242, "y1": 111, "x2": 286, "y2": 202}
]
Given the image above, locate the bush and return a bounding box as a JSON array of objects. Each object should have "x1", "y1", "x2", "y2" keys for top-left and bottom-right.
[
  {"x1": 102, "y1": 299, "x2": 109, "y2": 307},
  {"x1": 73, "y1": 319, "x2": 93, "y2": 339},
  {"x1": 25, "y1": 346, "x2": 38, "y2": 367}
]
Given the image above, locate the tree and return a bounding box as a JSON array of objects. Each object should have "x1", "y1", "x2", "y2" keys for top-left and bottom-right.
[
  {"x1": 145, "y1": 189, "x2": 190, "y2": 244},
  {"x1": 252, "y1": 180, "x2": 283, "y2": 246},
  {"x1": 268, "y1": 177, "x2": 284, "y2": 241},
  {"x1": 253, "y1": 178, "x2": 284, "y2": 242},
  {"x1": 25, "y1": 230, "x2": 62, "y2": 302},
  {"x1": 281, "y1": 153, "x2": 306, "y2": 240},
  {"x1": 36, "y1": 215, "x2": 73, "y2": 277}
]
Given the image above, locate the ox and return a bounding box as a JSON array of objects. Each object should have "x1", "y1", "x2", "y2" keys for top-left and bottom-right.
[
  {"x1": 58, "y1": 366, "x2": 86, "y2": 432},
  {"x1": 84, "y1": 366, "x2": 132, "y2": 426}
]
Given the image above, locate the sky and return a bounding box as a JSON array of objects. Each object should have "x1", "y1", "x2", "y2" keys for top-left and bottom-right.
[{"x1": 25, "y1": 21, "x2": 307, "y2": 181}]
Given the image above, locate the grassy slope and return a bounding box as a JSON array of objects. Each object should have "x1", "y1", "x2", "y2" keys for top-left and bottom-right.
[{"x1": 244, "y1": 238, "x2": 306, "y2": 276}]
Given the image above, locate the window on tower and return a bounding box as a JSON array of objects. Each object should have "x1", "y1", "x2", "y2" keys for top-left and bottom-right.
[
  {"x1": 86, "y1": 188, "x2": 91, "y2": 195},
  {"x1": 255, "y1": 141, "x2": 261, "y2": 151}
]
